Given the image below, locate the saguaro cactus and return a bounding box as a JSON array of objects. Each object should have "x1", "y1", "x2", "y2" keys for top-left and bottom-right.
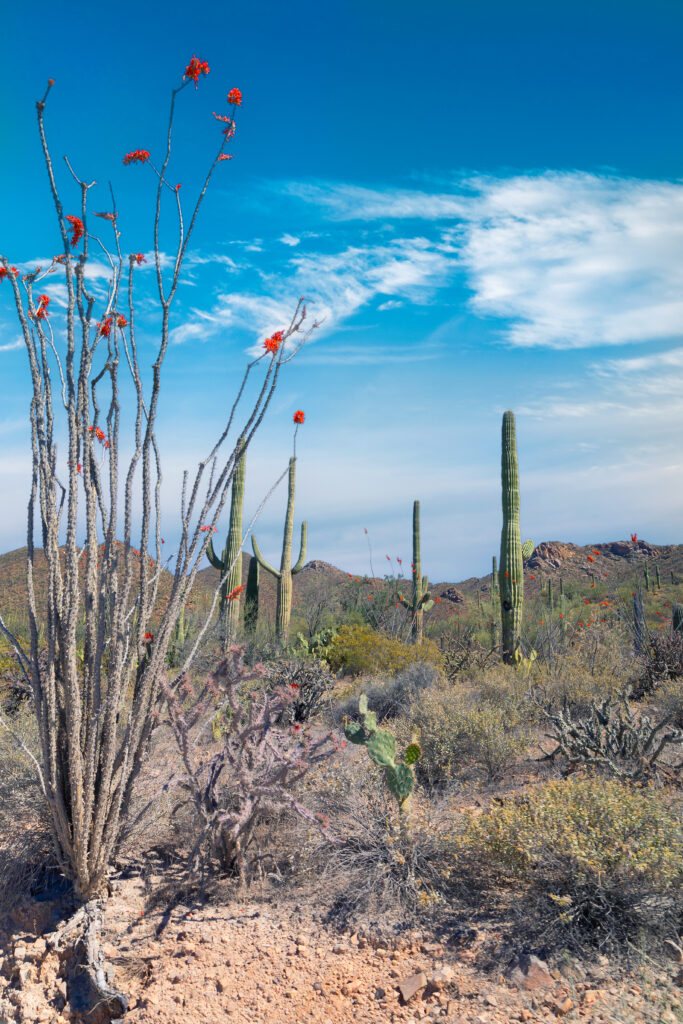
[
  {"x1": 672, "y1": 603, "x2": 683, "y2": 634},
  {"x1": 252, "y1": 456, "x2": 307, "y2": 645},
  {"x1": 243, "y1": 555, "x2": 259, "y2": 636},
  {"x1": 397, "y1": 500, "x2": 434, "y2": 644},
  {"x1": 499, "y1": 411, "x2": 534, "y2": 665},
  {"x1": 490, "y1": 555, "x2": 499, "y2": 603},
  {"x1": 344, "y1": 694, "x2": 421, "y2": 814},
  {"x1": 206, "y1": 434, "x2": 247, "y2": 644}
]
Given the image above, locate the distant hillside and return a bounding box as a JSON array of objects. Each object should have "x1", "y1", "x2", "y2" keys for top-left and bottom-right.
[{"x1": 0, "y1": 537, "x2": 679, "y2": 638}]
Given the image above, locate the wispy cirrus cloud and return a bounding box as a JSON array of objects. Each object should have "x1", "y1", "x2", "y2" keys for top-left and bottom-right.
[{"x1": 287, "y1": 172, "x2": 683, "y2": 351}]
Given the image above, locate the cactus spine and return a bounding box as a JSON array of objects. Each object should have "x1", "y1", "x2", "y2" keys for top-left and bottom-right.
[
  {"x1": 397, "y1": 500, "x2": 434, "y2": 644},
  {"x1": 251, "y1": 456, "x2": 307, "y2": 645},
  {"x1": 344, "y1": 693, "x2": 421, "y2": 814},
  {"x1": 243, "y1": 555, "x2": 259, "y2": 636},
  {"x1": 206, "y1": 434, "x2": 247, "y2": 645},
  {"x1": 499, "y1": 411, "x2": 533, "y2": 665}
]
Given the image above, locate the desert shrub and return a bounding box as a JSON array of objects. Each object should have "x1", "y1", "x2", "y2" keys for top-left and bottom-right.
[
  {"x1": 326, "y1": 624, "x2": 443, "y2": 677},
  {"x1": 538, "y1": 689, "x2": 682, "y2": 783},
  {"x1": 407, "y1": 687, "x2": 530, "y2": 788},
  {"x1": 459, "y1": 776, "x2": 683, "y2": 942},
  {"x1": 262, "y1": 657, "x2": 337, "y2": 724},
  {"x1": 293, "y1": 748, "x2": 450, "y2": 930},
  {"x1": 630, "y1": 628, "x2": 683, "y2": 699},
  {"x1": 330, "y1": 661, "x2": 443, "y2": 728},
  {"x1": 160, "y1": 645, "x2": 343, "y2": 884}
]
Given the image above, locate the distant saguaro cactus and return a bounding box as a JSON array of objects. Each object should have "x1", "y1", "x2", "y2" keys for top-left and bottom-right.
[
  {"x1": 490, "y1": 555, "x2": 499, "y2": 603},
  {"x1": 206, "y1": 433, "x2": 247, "y2": 645},
  {"x1": 498, "y1": 411, "x2": 533, "y2": 665},
  {"x1": 397, "y1": 500, "x2": 434, "y2": 644},
  {"x1": 252, "y1": 456, "x2": 307, "y2": 645}
]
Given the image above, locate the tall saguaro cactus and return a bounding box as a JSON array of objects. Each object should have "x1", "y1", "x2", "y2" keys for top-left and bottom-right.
[
  {"x1": 499, "y1": 411, "x2": 534, "y2": 665},
  {"x1": 206, "y1": 434, "x2": 247, "y2": 645},
  {"x1": 251, "y1": 456, "x2": 307, "y2": 645},
  {"x1": 397, "y1": 500, "x2": 434, "y2": 644}
]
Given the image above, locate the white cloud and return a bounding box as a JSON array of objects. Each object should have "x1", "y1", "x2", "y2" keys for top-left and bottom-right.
[
  {"x1": 0, "y1": 339, "x2": 22, "y2": 352},
  {"x1": 289, "y1": 172, "x2": 683, "y2": 351},
  {"x1": 377, "y1": 300, "x2": 403, "y2": 311},
  {"x1": 280, "y1": 234, "x2": 300, "y2": 247}
]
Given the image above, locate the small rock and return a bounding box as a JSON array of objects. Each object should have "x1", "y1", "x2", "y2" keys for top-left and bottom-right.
[
  {"x1": 398, "y1": 971, "x2": 428, "y2": 1004},
  {"x1": 552, "y1": 996, "x2": 573, "y2": 1016},
  {"x1": 374, "y1": 986, "x2": 386, "y2": 999},
  {"x1": 429, "y1": 966, "x2": 455, "y2": 989},
  {"x1": 484, "y1": 993, "x2": 498, "y2": 1007},
  {"x1": 215, "y1": 972, "x2": 231, "y2": 993},
  {"x1": 664, "y1": 940, "x2": 683, "y2": 964},
  {"x1": 581, "y1": 989, "x2": 598, "y2": 1005},
  {"x1": 508, "y1": 953, "x2": 554, "y2": 991}
]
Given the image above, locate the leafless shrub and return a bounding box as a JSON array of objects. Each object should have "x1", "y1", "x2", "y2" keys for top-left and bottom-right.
[
  {"x1": 159, "y1": 644, "x2": 344, "y2": 886},
  {"x1": 536, "y1": 688, "x2": 683, "y2": 783},
  {"x1": 262, "y1": 657, "x2": 337, "y2": 724}
]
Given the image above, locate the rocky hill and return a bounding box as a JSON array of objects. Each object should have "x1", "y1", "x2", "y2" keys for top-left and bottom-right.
[{"x1": 0, "y1": 538, "x2": 678, "y2": 637}]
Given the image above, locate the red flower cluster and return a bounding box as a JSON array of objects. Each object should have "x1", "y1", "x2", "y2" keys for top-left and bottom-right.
[
  {"x1": 217, "y1": 155, "x2": 233, "y2": 162},
  {"x1": 0, "y1": 266, "x2": 18, "y2": 281},
  {"x1": 264, "y1": 330, "x2": 283, "y2": 354},
  {"x1": 293, "y1": 410, "x2": 305, "y2": 424},
  {"x1": 133, "y1": 253, "x2": 147, "y2": 265},
  {"x1": 631, "y1": 532, "x2": 638, "y2": 543},
  {"x1": 66, "y1": 215, "x2": 84, "y2": 248},
  {"x1": 88, "y1": 425, "x2": 110, "y2": 448},
  {"x1": 144, "y1": 632, "x2": 154, "y2": 642},
  {"x1": 33, "y1": 294, "x2": 50, "y2": 320},
  {"x1": 227, "y1": 87, "x2": 242, "y2": 106},
  {"x1": 184, "y1": 56, "x2": 210, "y2": 88},
  {"x1": 200, "y1": 525, "x2": 217, "y2": 533},
  {"x1": 123, "y1": 150, "x2": 151, "y2": 166},
  {"x1": 117, "y1": 315, "x2": 128, "y2": 328},
  {"x1": 226, "y1": 584, "x2": 245, "y2": 601}
]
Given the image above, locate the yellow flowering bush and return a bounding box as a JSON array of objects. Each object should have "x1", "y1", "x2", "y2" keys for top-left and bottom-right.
[
  {"x1": 462, "y1": 776, "x2": 682, "y2": 891},
  {"x1": 326, "y1": 624, "x2": 443, "y2": 677}
]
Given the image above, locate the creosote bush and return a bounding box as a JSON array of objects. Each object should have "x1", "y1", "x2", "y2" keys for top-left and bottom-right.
[
  {"x1": 457, "y1": 776, "x2": 682, "y2": 941},
  {"x1": 405, "y1": 686, "x2": 530, "y2": 789},
  {"x1": 326, "y1": 623, "x2": 443, "y2": 677},
  {"x1": 330, "y1": 660, "x2": 443, "y2": 728}
]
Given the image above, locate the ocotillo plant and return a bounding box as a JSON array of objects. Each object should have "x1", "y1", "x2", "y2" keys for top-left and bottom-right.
[
  {"x1": 344, "y1": 694, "x2": 421, "y2": 815},
  {"x1": 243, "y1": 555, "x2": 259, "y2": 636},
  {"x1": 498, "y1": 411, "x2": 534, "y2": 664},
  {"x1": 252, "y1": 447, "x2": 307, "y2": 645},
  {"x1": 396, "y1": 500, "x2": 434, "y2": 644},
  {"x1": 206, "y1": 433, "x2": 247, "y2": 645}
]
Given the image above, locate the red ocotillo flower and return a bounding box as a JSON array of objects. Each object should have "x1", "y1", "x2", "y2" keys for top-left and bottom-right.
[
  {"x1": 293, "y1": 410, "x2": 305, "y2": 424},
  {"x1": 227, "y1": 87, "x2": 242, "y2": 106},
  {"x1": 66, "y1": 215, "x2": 84, "y2": 248},
  {"x1": 184, "y1": 56, "x2": 210, "y2": 88},
  {"x1": 123, "y1": 150, "x2": 151, "y2": 166}
]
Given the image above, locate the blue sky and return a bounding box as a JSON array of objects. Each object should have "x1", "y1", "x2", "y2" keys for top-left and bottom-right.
[{"x1": 1, "y1": 0, "x2": 682, "y2": 582}]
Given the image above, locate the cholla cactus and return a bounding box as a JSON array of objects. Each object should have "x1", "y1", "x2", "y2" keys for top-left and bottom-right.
[{"x1": 344, "y1": 693, "x2": 421, "y2": 813}]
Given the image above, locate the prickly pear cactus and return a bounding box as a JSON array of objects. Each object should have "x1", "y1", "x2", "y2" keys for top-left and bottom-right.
[{"x1": 343, "y1": 694, "x2": 421, "y2": 813}]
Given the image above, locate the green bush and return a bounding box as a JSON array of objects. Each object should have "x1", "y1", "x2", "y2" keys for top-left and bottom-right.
[
  {"x1": 326, "y1": 624, "x2": 443, "y2": 677},
  {"x1": 461, "y1": 775, "x2": 682, "y2": 894},
  {"x1": 408, "y1": 687, "x2": 530, "y2": 788}
]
